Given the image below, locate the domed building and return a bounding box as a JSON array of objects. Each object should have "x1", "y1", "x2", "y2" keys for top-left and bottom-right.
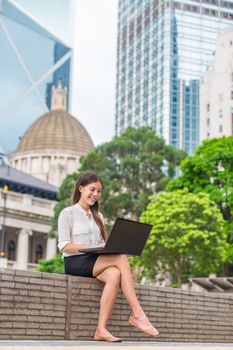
[{"x1": 10, "y1": 82, "x2": 94, "y2": 186}]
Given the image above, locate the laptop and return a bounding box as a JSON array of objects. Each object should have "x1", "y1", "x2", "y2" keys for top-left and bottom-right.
[{"x1": 79, "y1": 217, "x2": 152, "y2": 256}]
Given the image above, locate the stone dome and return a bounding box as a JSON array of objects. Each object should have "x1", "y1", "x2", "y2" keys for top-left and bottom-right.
[{"x1": 17, "y1": 110, "x2": 94, "y2": 153}]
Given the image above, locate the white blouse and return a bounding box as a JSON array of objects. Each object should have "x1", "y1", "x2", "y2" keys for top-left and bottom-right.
[{"x1": 57, "y1": 203, "x2": 105, "y2": 257}]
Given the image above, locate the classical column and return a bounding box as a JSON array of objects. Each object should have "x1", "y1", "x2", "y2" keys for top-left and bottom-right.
[
  {"x1": 46, "y1": 237, "x2": 57, "y2": 260},
  {"x1": 0, "y1": 224, "x2": 7, "y2": 268},
  {"x1": 15, "y1": 229, "x2": 32, "y2": 270},
  {"x1": 18, "y1": 157, "x2": 22, "y2": 170}
]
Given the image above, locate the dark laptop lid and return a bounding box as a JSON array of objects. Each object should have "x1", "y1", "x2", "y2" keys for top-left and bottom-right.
[{"x1": 103, "y1": 218, "x2": 152, "y2": 256}]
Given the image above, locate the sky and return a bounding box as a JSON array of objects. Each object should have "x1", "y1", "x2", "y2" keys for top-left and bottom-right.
[{"x1": 73, "y1": 0, "x2": 118, "y2": 147}]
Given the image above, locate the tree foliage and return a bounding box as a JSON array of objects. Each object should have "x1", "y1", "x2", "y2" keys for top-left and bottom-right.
[
  {"x1": 50, "y1": 127, "x2": 186, "y2": 234},
  {"x1": 166, "y1": 137, "x2": 233, "y2": 242},
  {"x1": 140, "y1": 190, "x2": 227, "y2": 287},
  {"x1": 38, "y1": 253, "x2": 64, "y2": 274},
  {"x1": 45, "y1": 127, "x2": 185, "y2": 274}
]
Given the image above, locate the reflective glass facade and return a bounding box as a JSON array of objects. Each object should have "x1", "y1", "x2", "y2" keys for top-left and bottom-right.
[
  {"x1": 0, "y1": 0, "x2": 72, "y2": 154},
  {"x1": 115, "y1": 0, "x2": 233, "y2": 154},
  {"x1": 12, "y1": 0, "x2": 71, "y2": 44}
]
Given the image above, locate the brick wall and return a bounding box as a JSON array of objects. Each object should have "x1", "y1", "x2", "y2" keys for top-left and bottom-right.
[{"x1": 0, "y1": 268, "x2": 233, "y2": 342}]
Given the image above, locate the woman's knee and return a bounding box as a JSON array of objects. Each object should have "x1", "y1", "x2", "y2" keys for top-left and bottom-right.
[
  {"x1": 105, "y1": 267, "x2": 121, "y2": 284},
  {"x1": 115, "y1": 254, "x2": 129, "y2": 265}
]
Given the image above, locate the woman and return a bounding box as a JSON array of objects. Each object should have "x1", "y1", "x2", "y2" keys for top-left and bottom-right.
[{"x1": 58, "y1": 172, "x2": 159, "y2": 342}]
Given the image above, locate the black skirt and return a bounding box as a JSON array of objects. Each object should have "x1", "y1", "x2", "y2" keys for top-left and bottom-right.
[{"x1": 64, "y1": 254, "x2": 99, "y2": 278}]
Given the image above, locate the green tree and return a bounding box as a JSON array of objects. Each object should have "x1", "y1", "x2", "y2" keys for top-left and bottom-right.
[
  {"x1": 166, "y1": 136, "x2": 233, "y2": 265},
  {"x1": 140, "y1": 190, "x2": 227, "y2": 287},
  {"x1": 79, "y1": 126, "x2": 185, "y2": 220},
  {"x1": 38, "y1": 253, "x2": 64, "y2": 274},
  {"x1": 167, "y1": 137, "x2": 233, "y2": 224},
  {"x1": 50, "y1": 126, "x2": 186, "y2": 234}
]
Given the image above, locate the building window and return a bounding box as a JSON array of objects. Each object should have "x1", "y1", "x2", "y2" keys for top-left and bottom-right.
[
  {"x1": 35, "y1": 244, "x2": 43, "y2": 263},
  {"x1": 207, "y1": 118, "x2": 210, "y2": 126},
  {"x1": 7, "y1": 240, "x2": 16, "y2": 261},
  {"x1": 231, "y1": 91, "x2": 233, "y2": 99},
  {"x1": 219, "y1": 109, "x2": 223, "y2": 118},
  {"x1": 207, "y1": 103, "x2": 210, "y2": 111},
  {"x1": 219, "y1": 125, "x2": 223, "y2": 132}
]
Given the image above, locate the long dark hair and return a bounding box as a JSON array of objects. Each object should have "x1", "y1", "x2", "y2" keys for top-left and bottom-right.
[{"x1": 73, "y1": 172, "x2": 107, "y2": 240}]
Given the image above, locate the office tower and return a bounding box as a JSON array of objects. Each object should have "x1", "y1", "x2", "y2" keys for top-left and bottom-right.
[
  {"x1": 200, "y1": 30, "x2": 233, "y2": 141},
  {"x1": 115, "y1": 0, "x2": 233, "y2": 154},
  {"x1": 0, "y1": 0, "x2": 72, "y2": 154},
  {"x1": 46, "y1": 43, "x2": 71, "y2": 109}
]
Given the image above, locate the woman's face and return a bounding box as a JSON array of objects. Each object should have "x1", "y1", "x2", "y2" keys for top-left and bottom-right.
[{"x1": 79, "y1": 181, "x2": 102, "y2": 207}]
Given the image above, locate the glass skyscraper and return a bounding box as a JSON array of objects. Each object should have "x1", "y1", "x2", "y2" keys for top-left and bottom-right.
[
  {"x1": 115, "y1": 0, "x2": 233, "y2": 154},
  {"x1": 0, "y1": 0, "x2": 72, "y2": 154}
]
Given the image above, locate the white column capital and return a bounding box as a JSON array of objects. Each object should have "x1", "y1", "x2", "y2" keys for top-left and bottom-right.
[{"x1": 18, "y1": 229, "x2": 32, "y2": 236}]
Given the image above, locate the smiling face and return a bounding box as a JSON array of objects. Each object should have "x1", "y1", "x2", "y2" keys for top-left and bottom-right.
[{"x1": 78, "y1": 181, "x2": 102, "y2": 209}]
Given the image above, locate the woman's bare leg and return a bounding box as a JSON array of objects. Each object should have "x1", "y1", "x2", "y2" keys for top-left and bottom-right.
[
  {"x1": 94, "y1": 266, "x2": 121, "y2": 341},
  {"x1": 93, "y1": 254, "x2": 159, "y2": 336},
  {"x1": 94, "y1": 254, "x2": 144, "y2": 316}
]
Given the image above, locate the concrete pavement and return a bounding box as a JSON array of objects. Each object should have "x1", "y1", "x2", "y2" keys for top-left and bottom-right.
[{"x1": 0, "y1": 341, "x2": 233, "y2": 350}]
